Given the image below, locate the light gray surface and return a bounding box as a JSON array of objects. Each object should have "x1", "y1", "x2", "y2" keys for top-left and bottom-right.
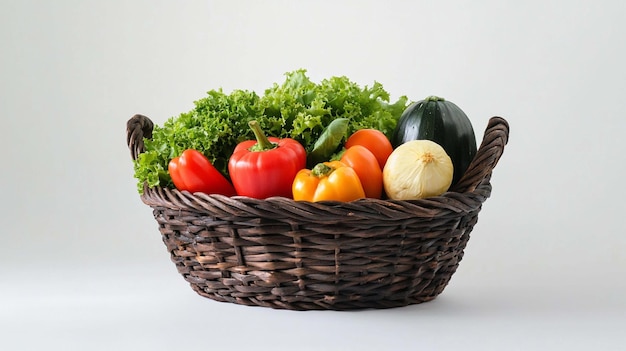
[{"x1": 2, "y1": 1, "x2": 625, "y2": 350}]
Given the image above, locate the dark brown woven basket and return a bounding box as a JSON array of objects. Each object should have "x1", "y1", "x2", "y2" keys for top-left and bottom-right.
[{"x1": 126, "y1": 114, "x2": 509, "y2": 310}]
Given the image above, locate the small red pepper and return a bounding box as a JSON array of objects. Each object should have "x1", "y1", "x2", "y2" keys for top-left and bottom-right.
[
  {"x1": 168, "y1": 149, "x2": 236, "y2": 196},
  {"x1": 228, "y1": 121, "x2": 306, "y2": 199}
]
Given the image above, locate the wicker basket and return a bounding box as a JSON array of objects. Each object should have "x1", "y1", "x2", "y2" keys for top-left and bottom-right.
[{"x1": 126, "y1": 114, "x2": 509, "y2": 310}]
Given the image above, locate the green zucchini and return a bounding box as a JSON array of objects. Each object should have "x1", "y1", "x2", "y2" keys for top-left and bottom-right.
[{"x1": 391, "y1": 96, "x2": 477, "y2": 185}]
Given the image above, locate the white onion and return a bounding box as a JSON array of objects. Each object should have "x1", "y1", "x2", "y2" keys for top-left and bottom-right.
[{"x1": 383, "y1": 140, "x2": 454, "y2": 200}]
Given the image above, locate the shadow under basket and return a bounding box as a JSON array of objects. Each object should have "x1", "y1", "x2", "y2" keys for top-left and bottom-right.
[{"x1": 126, "y1": 115, "x2": 509, "y2": 311}]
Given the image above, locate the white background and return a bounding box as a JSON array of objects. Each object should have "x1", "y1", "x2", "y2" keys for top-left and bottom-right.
[{"x1": 2, "y1": 0, "x2": 625, "y2": 350}]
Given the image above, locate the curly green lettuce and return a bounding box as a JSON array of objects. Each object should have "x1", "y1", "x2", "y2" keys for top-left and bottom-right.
[{"x1": 133, "y1": 69, "x2": 409, "y2": 193}]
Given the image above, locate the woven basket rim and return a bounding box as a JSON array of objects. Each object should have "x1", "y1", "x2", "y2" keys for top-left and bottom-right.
[{"x1": 139, "y1": 181, "x2": 493, "y2": 219}]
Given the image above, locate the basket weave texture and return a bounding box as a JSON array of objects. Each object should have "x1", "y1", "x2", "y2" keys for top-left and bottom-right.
[{"x1": 127, "y1": 115, "x2": 509, "y2": 310}]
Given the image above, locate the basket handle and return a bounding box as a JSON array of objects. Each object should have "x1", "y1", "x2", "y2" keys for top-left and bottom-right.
[
  {"x1": 450, "y1": 116, "x2": 510, "y2": 193},
  {"x1": 126, "y1": 114, "x2": 154, "y2": 161}
]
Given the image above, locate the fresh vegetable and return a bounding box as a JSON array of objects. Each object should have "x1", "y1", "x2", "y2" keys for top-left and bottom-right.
[
  {"x1": 292, "y1": 161, "x2": 365, "y2": 202},
  {"x1": 307, "y1": 118, "x2": 350, "y2": 168},
  {"x1": 344, "y1": 128, "x2": 393, "y2": 169},
  {"x1": 383, "y1": 140, "x2": 453, "y2": 200},
  {"x1": 390, "y1": 96, "x2": 476, "y2": 185},
  {"x1": 168, "y1": 149, "x2": 236, "y2": 196},
  {"x1": 228, "y1": 121, "x2": 306, "y2": 199},
  {"x1": 339, "y1": 145, "x2": 383, "y2": 199},
  {"x1": 133, "y1": 69, "x2": 408, "y2": 194}
]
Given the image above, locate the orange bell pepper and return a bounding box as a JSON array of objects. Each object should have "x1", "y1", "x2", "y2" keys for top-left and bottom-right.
[
  {"x1": 292, "y1": 161, "x2": 365, "y2": 202},
  {"x1": 340, "y1": 145, "x2": 383, "y2": 199}
]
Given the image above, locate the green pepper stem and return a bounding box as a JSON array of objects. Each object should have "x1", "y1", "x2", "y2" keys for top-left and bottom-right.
[
  {"x1": 311, "y1": 163, "x2": 333, "y2": 177},
  {"x1": 248, "y1": 120, "x2": 277, "y2": 152}
]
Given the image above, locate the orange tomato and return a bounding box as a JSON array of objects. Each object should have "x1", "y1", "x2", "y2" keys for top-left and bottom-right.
[
  {"x1": 344, "y1": 129, "x2": 393, "y2": 169},
  {"x1": 340, "y1": 145, "x2": 383, "y2": 199}
]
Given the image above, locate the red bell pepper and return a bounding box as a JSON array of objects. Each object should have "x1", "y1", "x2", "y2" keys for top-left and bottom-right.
[
  {"x1": 228, "y1": 121, "x2": 306, "y2": 199},
  {"x1": 168, "y1": 149, "x2": 236, "y2": 196}
]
